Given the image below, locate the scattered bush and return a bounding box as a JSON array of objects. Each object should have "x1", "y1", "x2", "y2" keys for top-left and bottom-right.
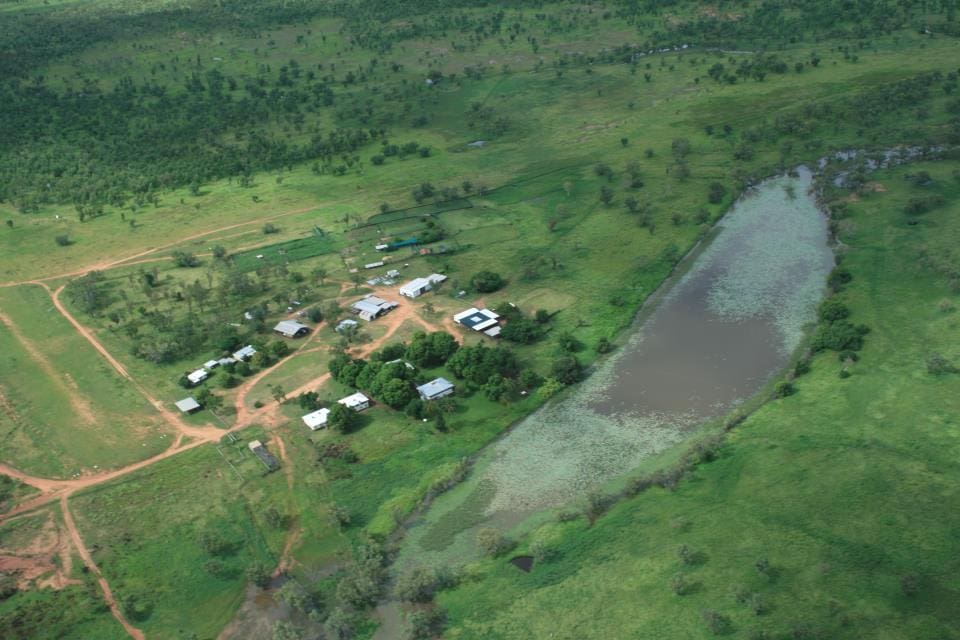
[
  {"x1": 817, "y1": 297, "x2": 850, "y2": 322},
  {"x1": 708, "y1": 182, "x2": 727, "y2": 204},
  {"x1": 701, "y1": 609, "x2": 731, "y2": 635},
  {"x1": 476, "y1": 528, "x2": 511, "y2": 556},
  {"x1": 551, "y1": 356, "x2": 583, "y2": 385},
  {"x1": 262, "y1": 222, "x2": 279, "y2": 234},
  {"x1": 55, "y1": 234, "x2": 71, "y2": 246},
  {"x1": 394, "y1": 566, "x2": 439, "y2": 603},
  {"x1": 774, "y1": 381, "x2": 796, "y2": 398},
  {"x1": 670, "y1": 573, "x2": 693, "y2": 595},
  {"x1": 471, "y1": 270, "x2": 504, "y2": 293},
  {"x1": 926, "y1": 353, "x2": 957, "y2": 375}
]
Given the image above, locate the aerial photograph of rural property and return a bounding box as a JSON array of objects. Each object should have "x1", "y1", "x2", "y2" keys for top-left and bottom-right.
[{"x1": 1, "y1": 1, "x2": 959, "y2": 638}]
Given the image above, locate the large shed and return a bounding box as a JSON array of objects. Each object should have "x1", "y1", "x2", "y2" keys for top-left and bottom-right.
[{"x1": 274, "y1": 320, "x2": 310, "y2": 338}]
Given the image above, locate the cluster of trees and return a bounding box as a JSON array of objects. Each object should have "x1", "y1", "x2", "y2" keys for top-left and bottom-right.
[
  {"x1": 329, "y1": 332, "x2": 459, "y2": 412},
  {"x1": 811, "y1": 273, "x2": 870, "y2": 355}
]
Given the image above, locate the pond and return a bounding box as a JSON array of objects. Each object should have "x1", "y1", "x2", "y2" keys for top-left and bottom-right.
[{"x1": 397, "y1": 167, "x2": 833, "y2": 568}]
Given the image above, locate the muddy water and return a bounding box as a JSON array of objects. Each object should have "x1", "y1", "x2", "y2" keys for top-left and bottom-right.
[{"x1": 397, "y1": 168, "x2": 833, "y2": 571}]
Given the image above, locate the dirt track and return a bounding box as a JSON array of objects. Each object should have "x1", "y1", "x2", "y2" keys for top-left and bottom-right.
[{"x1": 0, "y1": 240, "x2": 457, "y2": 639}]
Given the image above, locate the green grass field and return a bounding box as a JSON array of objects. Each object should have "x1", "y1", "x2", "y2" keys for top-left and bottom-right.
[
  {"x1": 0, "y1": 285, "x2": 171, "y2": 478},
  {"x1": 1, "y1": 1, "x2": 959, "y2": 638},
  {"x1": 437, "y1": 162, "x2": 960, "y2": 639}
]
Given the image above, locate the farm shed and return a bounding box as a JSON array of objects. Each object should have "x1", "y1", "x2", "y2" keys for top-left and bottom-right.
[
  {"x1": 417, "y1": 377, "x2": 455, "y2": 401},
  {"x1": 302, "y1": 408, "x2": 330, "y2": 431},
  {"x1": 399, "y1": 273, "x2": 447, "y2": 298},
  {"x1": 187, "y1": 369, "x2": 208, "y2": 386},
  {"x1": 338, "y1": 392, "x2": 370, "y2": 412},
  {"x1": 233, "y1": 345, "x2": 257, "y2": 361},
  {"x1": 351, "y1": 295, "x2": 399, "y2": 321},
  {"x1": 336, "y1": 318, "x2": 359, "y2": 333},
  {"x1": 175, "y1": 397, "x2": 201, "y2": 414},
  {"x1": 274, "y1": 320, "x2": 310, "y2": 338},
  {"x1": 248, "y1": 440, "x2": 280, "y2": 472}
]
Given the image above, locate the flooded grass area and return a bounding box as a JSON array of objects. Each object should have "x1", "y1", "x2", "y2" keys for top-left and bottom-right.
[{"x1": 399, "y1": 169, "x2": 833, "y2": 569}]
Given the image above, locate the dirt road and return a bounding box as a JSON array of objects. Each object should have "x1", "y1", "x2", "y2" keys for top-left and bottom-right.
[{"x1": 61, "y1": 496, "x2": 146, "y2": 640}]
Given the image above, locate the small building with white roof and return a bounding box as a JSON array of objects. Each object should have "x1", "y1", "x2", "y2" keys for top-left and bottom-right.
[
  {"x1": 417, "y1": 377, "x2": 455, "y2": 401},
  {"x1": 302, "y1": 408, "x2": 331, "y2": 431},
  {"x1": 338, "y1": 392, "x2": 370, "y2": 412},
  {"x1": 175, "y1": 397, "x2": 201, "y2": 413},
  {"x1": 187, "y1": 368, "x2": 208, "y2": 386},
  {"x1": 203, "y1": 359, "x2": 220, "y2": 370}
]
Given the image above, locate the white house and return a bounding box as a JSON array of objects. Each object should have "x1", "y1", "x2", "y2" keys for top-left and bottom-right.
[
  {"x1": 187, "y1": 368, "x2": 208, "y2": 386},
  {"x1": 233, "y1": 345, "x2": 257, "y2": 361},
  {"x1": 338, "y1": 392, "x2": 370, "y2": 412},
  {"x1": 302, "y1": 408, "x2": 331, "y2": 431},
  {"x1": 203, "y1": 359, "x2": 220, "y2": 370},
  {"x1": 398, "y1": 273, "x2": 447, "y2": 298},
  {"x1": 351, "y1": 295, "x2": 399, "y2": 321},
  {"x1": 417, "y1": 377, "x2": 455, "y2": 401},
  {"x1": 274, "y1": 320, "x2": 310, "y2": 338}
]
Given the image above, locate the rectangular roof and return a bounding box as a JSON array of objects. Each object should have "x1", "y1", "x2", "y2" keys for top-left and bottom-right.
[
  {"x1": 417, "y1": 377, "x2": 454, "y2": 399},
  {"x1": 454, "y1": 307, "x2": 499, "y2": 329},
  {"x1": 203, "y1": 359, "x2": 220, "y2": 369},
  {"x1": 233, "y1": 345, "x2": 257, "y2": 360},
  {"x1": 274, "y1": 320, "x2": 309, "y2": 336},
  {"x1": 338, "y1": 392, "x2": 370, "y2": 409},
  {"x1": 302, "y1": 408, "x2": 330, "y2": 430},
  {"x1": 187, "y1": 369, "x2": 208, "y2": 384},
  {"x1": 175, "y1": 397, "x2": 200, "y2": 412},
  {"x1": 399, "y1": 277, "x2": 432, "y2": 294}
]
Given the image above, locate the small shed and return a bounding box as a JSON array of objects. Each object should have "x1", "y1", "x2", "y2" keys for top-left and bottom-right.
[
  {"x1": 233, "y1": 345, "x2": 257, "y2": 361},
  {"x1": 187, "y1": 369, "x2": 208, "y2": 386},
  {"x1": 417, "y1": 377, "x2": 455, "y2": 401},
  {"x1": 302, "y1": 408, "x2": 331, "y2": 431},
  {"x1": 203, "y1": 359, "x2": 220, "y2": 370},
  {"x1": 336, "y1": 318, "x2": 359, "y2": 333},
  {"x1": 274, "y1": 320, "x2": 310, "y2": 338},
  {"x1": 338, "y1": 392, "x2": 370, "y2": 412},
  {"x1": 175, "y1": 397, "x2": 201, "y2": 414}
]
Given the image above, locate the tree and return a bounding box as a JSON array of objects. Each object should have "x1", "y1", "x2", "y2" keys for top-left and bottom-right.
[
  {"x1": 600, "y1": 185, "x2": 614, "y2": 206},
  {"x1": 298, "y1": 391, "x2": 321, "y2": 411},
  {"x1": 327, "y1": 403, "x2": 359, "y2": 433},
  {"x1": 380, "y1": 378, "x2": 413, "y2": 409},
  {"x1": 708, "y1": 182, "x2": 727, "y2": 204},
  {"x1": 262, "y1": 222, "x2": 279, "y2": 234},
  {"x1": 394, "y1": 566, "x2": 438, "y2": 602},
  {"x1": 551, "y1": 356, "x2": 583, "y2": 385},
  {"x1": 471, "y1": 270, "x2": 504, "y2": 293},
  {"x1": 270, "y1": 384, "x2": 286, "y2": 404}
]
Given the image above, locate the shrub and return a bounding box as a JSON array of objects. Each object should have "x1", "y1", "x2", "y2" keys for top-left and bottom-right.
[
  {"x1": 471, "y1": 270, "x2": 504, "y2": 293},
  {"x1": 530, "y1": 539, "x2": 556, "y2": 564},
  {"x1": 55, "y1": 234, "x2": 71, "y2": 246},
  {"x1": 774, "y1": 381, "x2": 795, "y2": 398},
  {"x1": 708, "y1": 182, "x2": 727, "y2": 204},
  {"x1": 827, "y1": 266, "x2": 853, "y2": 290},
  {"x1": 926, "y1": 353, "x2": 957, "y2": 375},
  {"x1": 670, "y1": 573, "x2": 692, "y2": 595},
  {"x1": 596, "y1": 336, "x2": 612, "y2": 354},
  {"x1": 701, "y1": 609, "x2": 730, "y2": 635},
  {"x1": 818, "y1": 297, "x2": 850, "y2": 322},
  {"x1": 476, "y1": 528, "x2": 511, "y2": 556},
  {"x1": 551, "y1": 356, "x2": 583, "y2": 385},
  {"x1": 812, "y1": 321, "x2": 869, "y2": 352},
  {"x1": 394, "y1": 566, "x2": 438, "y2": 602},
  {"x1": 900, "y1": 574, "x2": 920, "y2": 596}
]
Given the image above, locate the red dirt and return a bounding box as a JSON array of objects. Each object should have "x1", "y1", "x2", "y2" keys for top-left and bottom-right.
[{"x1": 61, "y1": 496, "x2": 145, "y2": 640}]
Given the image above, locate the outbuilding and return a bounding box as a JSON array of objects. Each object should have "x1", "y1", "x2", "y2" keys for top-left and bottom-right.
[
  {"x1": 175, "y1": 397, "x2": 201, "y2": 414},
  {"x1": 274, "y1": 320, "x2": 310, "y2": 338},
  {"x1": 338, "y1": 392, "x2": 370, "y2": 412},
  {"x1": 398, "y1": 273, "x2": 447, "y2": 298},
  {"x1": 336, "y1": 318, "x2": 359, "y2": 333},
  {"x1": 233, "y1": 345, "x2": 257, "y2": 361},
  {"x1": 248, "y1": 440, "x2": 280, "y2": 471},
  {"x1": 187, "y1": 368, "x2": 208, "y2": 386},
  {"x1": 417, "y1": 377, "x2": 455, "y2": 401},
  {"x1": 302, "y1": 408, "x2": 331, "y2": 431},
  {"x1": 351, "y1": 295, "x2": 399, "y2": 321},
  {"x1": 203, "y1": 359, "x2": 220, "y2": 370}
]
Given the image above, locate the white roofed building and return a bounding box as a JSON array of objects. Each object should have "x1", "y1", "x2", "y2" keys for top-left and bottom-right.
[
  {"x1": 187, "y1": 369, "x2": 208, "y2": 386},
  {"x1": 233, "y1": 345, "x2": 257, "y2": 361},
  {"x1": 351, "y1": 295, "x2": 398, "y2": 321},
  {"x1": 417, "y1": 377, "x2": 455, "y2": 401},
  {"x1": 398, "y1": 273, "x2": 447, "y2": 298},
  {"x1": 338, "y1": 392, "x2": 370, "y2": 412},
  {"x1": 302, "y1": 408, "x2": 331, "y2": 431}
]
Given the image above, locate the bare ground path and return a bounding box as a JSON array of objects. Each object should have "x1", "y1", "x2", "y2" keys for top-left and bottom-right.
[{"x1": 61, "y1": 496, "x2": 146, "y2": 640}]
